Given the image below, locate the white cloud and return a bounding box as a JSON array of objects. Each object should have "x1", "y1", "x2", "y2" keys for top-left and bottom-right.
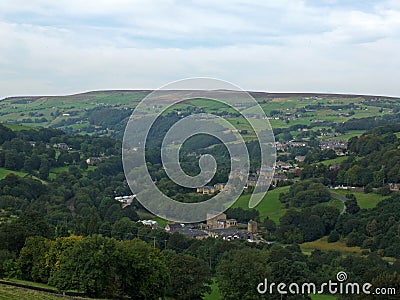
[{"x1": 0, "y1": 0, "x2": 399, "y2": 98}]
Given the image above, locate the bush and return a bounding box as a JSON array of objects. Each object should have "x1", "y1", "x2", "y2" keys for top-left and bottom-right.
[
  {"x1": 328, "y1": 230, "x2": 340, "y2": 243},
  {"x1": 376, "y1": 186, "x2": 391, "y2": 196}
]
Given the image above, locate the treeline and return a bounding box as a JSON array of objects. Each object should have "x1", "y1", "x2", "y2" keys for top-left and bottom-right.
[
  {"x1": 277, "y1": 178, "x2": 400, "y2": 258},
  {"x1": 275, "y1": 180, "x2": 339, "y2": 243},
  {"x1": 338, "y1": 129, "x2": 400, "y2": 188},
  {"x1": 335, "y1": 194, "x2": 400, "y2": 257},
  {"x1": 0, "y1": 126, "x2": 141, "y2": 264},
  {"x1": 7, "y1": 235, "x2": 170, "y2": 299},
  {"x1": 335, "y1": 113, "x2": 400, "y2": 132},
  {"x1": 0, "y1": 124, "x2": 120, "y2": 180},
  {"x1": 299, "y1": 125, "x2": 400, "y2": 189},
  {"x1": 2, "y1": 225, "x2": 400, "y2": 299}
]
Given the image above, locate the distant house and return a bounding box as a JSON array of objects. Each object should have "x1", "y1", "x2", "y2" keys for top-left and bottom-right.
[
  {"x1": 53, "y1": 143, "x2": 70, "y2": 151},
  {"x1": 275, "y1": 142, "x2": 286, "y2": 151},
  {"x1": 389, "y1": 183, "x2": 400, "y2": 192},
  {"x1": 271, "y1": 174, "x2": 288, "y2": 186},
  {"x1": 204, "y1": 228, "x2": 253, "y2": 241},
  {"x1": 196, "y1": 186, "x2": 216, "y2": 195},
  {"x1": 257, "y1": 166, "x2": 274, "y2": 175},
  {"x1": 246, "y1": 176, "x2": 258, "y2": 187},
  {"x1": 140, "y1": 220, "x2": 158, "y2": 227},
  {"x1": 275, "y1": 161, "x2": 293, "y2": 171},
  {"x1": 165, "y1": 223, "x2": 184, "y2": 232},
  {"x1": 295, "y1": 156, "x2": 306, "y2": 162},
  {"x1": 248, "y1": 220, "x2": 258, "y2": 234},
  {"x1": 86, "y1": 156, "x2": 108, "y2": 165},
  {"x1": 319, "y1": 140, "x2": 347, "y2": 152},
  {"x1": 206, "y1": 212, "x2": 227, "y2": 229},
  {"x1": 289, "y1": 168, "x2": 302, "y2": 177},
  {"x1": 288, "y1": 141, "x2": 307, "y2": 147},
  {"x1": 217, "y1": 219, "x2": 237, "y2": 229},
  {"x1": 114, "y1": 195, "x2": 135, "y2": 208},
  {"x1": 165, "y1": 224, "x2": 208, "y2": 239},
  {"x1": 214, "y1": 183, "x2": 225, "y2": 191}
]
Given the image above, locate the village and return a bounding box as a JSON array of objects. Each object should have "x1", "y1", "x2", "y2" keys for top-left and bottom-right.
[{"x1": 140, "y1": 211, "x2": 262, "y2": 243}]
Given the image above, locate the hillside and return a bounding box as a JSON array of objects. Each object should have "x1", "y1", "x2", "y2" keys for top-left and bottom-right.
[{"x1": 1, "y1": 90, "x2": 399, "y2": 139}]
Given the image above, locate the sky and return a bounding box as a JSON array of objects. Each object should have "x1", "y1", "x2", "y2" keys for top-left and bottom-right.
[{"x1": 0, "y1": 0, "x2": 399, "y2": 98}]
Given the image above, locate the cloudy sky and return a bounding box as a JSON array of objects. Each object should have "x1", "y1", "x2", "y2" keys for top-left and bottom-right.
[{"x1": 0, "y1": 0, "x2": 399, "y2": 98}]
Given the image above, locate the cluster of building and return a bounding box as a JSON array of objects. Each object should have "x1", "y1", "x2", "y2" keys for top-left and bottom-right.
[
  {"x1": 196, "y1": 183, "x2": 225, "y2": 195},
  {"x1": 275, "y1": 141, "x2": 307, "y2": 152},
  {"x1": 319, "y1": 140, "x2": 348, "y2": 155},
  {"x1": 319, "y1": 132, "x2": 342, "y2": 138},
  {"x1": 53, "y1": 143, "x2": 72, "y2": 151},
  {"x1": 248, "y1": 160, "x2": 303, "y2": 188},
  {"x1": 162, "y1": 212, "x2": 261, "y2": 242},
  {"x1": 52, "y1": 143, "x2": 110, "y2": 166},
  {"x1": 86, "y1": 156, "x2": 109, "y2": 165},
  {"x1": 114, "y1": 195, "x2": 135, "y2": 208},
  {"x1": 387, "y1": 183, "x2": 400, "y2": 192}
]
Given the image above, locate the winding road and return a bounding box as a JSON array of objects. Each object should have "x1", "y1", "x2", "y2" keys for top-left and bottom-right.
[{"x1": 329, "y1": 191, "x2": 347, "y2": 214}]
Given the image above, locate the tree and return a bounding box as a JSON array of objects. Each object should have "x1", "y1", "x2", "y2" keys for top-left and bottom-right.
[
  {"x1": 328, "y1": 230, "x2": 340, "y2": 243},
  {"x1": 279, "y1": 180, "x2": 331, "y2": 208},
  {"x1": 111, "y1": 217, "x2": 138, "y2": 240},
  {"x1": 38, "y1": 159, "x2": 50, "y2": 180},
  {"x1": 4, "y1": 151, "x2": 24, "y2": 171},
  {"x1": 261, "y1": 217, "x2": 277, "y2": 233},
  {"x1": 115, "y1": 239, "x2": 170, "y2": 299},
  {"x1": 345, "y1": 197, "x2": 360, "y2": 215},
  {"x1": 50, "y1": 236, "x2": 170, "y2": 299},
  {"x1": 165, "y1": 251, "x2": 211, "y2": 300},
  {"x1": 17, "y1": 236, "x2": 51, "y2": 282},
  {"x1": 0, "y1": 124, "x2": 16, "y2": 144},
  {"x1": 45, "y1": 236, "x2": 83, "y2": 279},
  {"x1": 0, "y1": 210, "x2": 52, "y2": 253},
  {"x1": 167, "y1": 232, "x2": 194, "y2": 253},
  {"x1": 217, "y1": 248, "x2": 271, "y2": 300},
  {"x1": 49, "y1": 235, "x2": 118, "y2": 297},
  {"x1": 226, "y1": 207, "x2": 260, "y2": 223}
]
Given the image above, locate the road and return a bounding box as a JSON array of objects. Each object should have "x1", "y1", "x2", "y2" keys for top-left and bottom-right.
[{"x1": 330, "y1": 192, "x2": 347, "y2": 214}]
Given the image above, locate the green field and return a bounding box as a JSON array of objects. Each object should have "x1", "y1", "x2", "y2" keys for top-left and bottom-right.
[
  {"x1": 320, "y1": 130, "x2": 365, "y2": 141},
  {"x1": 2, "y1": 124, "x2": 34, "y2": 131},
  {"x1": 0, "y1": 168, "x2": 27, "y2": 180},
  {"x1": 137, "y1": 186, "x2": 290, "y2": 226},
  {"x1": 3, "y1": 279, "x2": 57, "y2": 291},
  {"x1": 0, "y1": 92, "x2": 397, "y2": 138},
  {"x1": 326, "y1": 198, "x2": 345, "y2": 212},
  {"x1": 0, "y1": 280, "x2": 64, "y2": 300},
  {"x1": 330, "y1": 190, "x2": 389, "y2": 209},
  {"x1": 203, "y1": 279, "x2": 220, "y2": 300},
  {"x1": 232, "y1": 186, "x2": 290, "y2": 223},
  {"x1": 49, "y1": 166, "x2": 70, "y2": 174},
  {"x1": 0, "y1": 284, "x2": 61, "y2": 300},
  {"x1": 301, "y1": 236, "x2": 362, "y2": 254},
  {"x1": 232, "y1": 187, "x2": 348, "y2": 223},
  {"x1": 320, "y1": 156, "x2": 349, "y2": 166}
]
